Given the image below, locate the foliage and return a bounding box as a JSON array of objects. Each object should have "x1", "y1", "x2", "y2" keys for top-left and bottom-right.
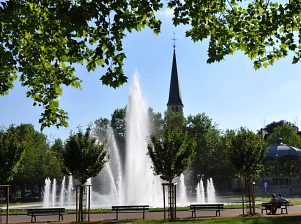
[
  {"x1": 111, "y1": 108, "x2": 126, "y2": 143},
  {"x1": 225, "y1": 128, "x2": 266, "y2": 181},
  {"x1": 11, "y1": 124, "x2": 63, "y2": 189},
  {"x1": 0, "y1": 125, "x2": 24, "y2": 184},
  {"x1": 110, "y1": 108, "x2": 126, "y2": 163},
  {"x1": 149, "y1": 108, "x2": 164, "y2": 136},
  {"x1": 279, "y1": 157, "x2": 301, "y2": 182},
  {"x1": 94, "y1": 118, "x2": 110, "y2": 141},
  {"x1": 2, "y1": 1, "x2": 301, "y2": 129},
  {"x1": 267, "y1": 124, "x2": 301, "y2": 148},
  {"x1": 262, "y1": 157, "x2": 277, "y2": 177},
  {"x1": 62, "y1": 127, "x2": 107, "y2": 184},
  {"x1": 169, "y1": 1, "x2": 301, "y2": 69},
  {"x1": 186, "y1": 113, "x2": 232, "y2": 183},
  {"x1": 263, "y1": 120, "x2": 297, "y2": 136},
  {"x1": 148, "y1": 113, "x2": 195, "y2": 220},
  {"x1": 164, "y1": 111, "x2": 185, "y2": 129},
  {"x1": 147, "y1": 114, "x2": 196, "y2": 183},
  {"x1": 0, "y1": 0, "x2": 162, "y2": 129}
]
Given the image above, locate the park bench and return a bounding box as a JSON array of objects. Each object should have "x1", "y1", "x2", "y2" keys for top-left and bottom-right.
[
  {"x1": 190, "y1": 204, "x2": 224, "y2": 217},
  {"x1": 260, "y1": 202, "x2": 290, "y2": 214},
  {"x1": 111, "y1": 205, "x2": 149, "y2": 220},
  {"x1": 27, "y1": 208, "x2": 65, "y2": 222}
]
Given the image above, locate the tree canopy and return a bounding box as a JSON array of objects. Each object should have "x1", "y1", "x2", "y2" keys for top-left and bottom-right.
[
  {"x1": 170, "y1": 0, "x2": 301, "y2": 68},
  {"x1": 225, "y1": 128, "x2": 266, "y2": 181},
  {"x1": 1, "y1": 1, "x2": 300, "y2": 128},
  {"x1": 62, "y1": 127, "x2": 107, "y2": 184},
  {"x1": 147, "y1": 112, "x2": 196, "y2": 183},
  {"x1": 0, "y1": 0, "x2": 162, "y2": 129},
  {"x1": 267, "y1": 124, "x2": 301, "y2": 148},
  {"x1": 0, "y1": 125, "x2": 23, "y2": 184},
  {"x1": 186, "y1": 113, "x2": 231, "y2": 182}
]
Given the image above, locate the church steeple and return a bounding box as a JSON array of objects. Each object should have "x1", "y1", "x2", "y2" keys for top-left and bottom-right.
[{"x1": 167, "y1": 47, "x2": 183, "y2": 113}]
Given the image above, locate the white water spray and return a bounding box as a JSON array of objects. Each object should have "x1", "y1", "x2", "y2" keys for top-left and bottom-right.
[
  {"x1": 207, "y1": 178, "x2": 216, "y2": 203},
  {"x1": 43, "y1": 178, "x2": 51, "y2": 207},
  {"x1": 196, "y1": 179, "x2": 206, "y2": 203},
  {"x1": 179, "y1": 174, "x2": 188, "y2": 204},
  {"x1": 122, "y1": 73, "x2": 161, "y2": 205},
  {"x1": 59, "y1": 176, "x2": 66, "y2": 207},
  {"x1": 51, "y1": 179, "x2": 57, "y2": 207},
  {"x1": 67, "y1": 176, "x2": 74, "y2": 207}
]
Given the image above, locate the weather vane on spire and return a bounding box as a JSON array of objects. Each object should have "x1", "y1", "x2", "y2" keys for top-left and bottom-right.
[{"x1": 172, "y1": 32, "x2": 176, "y2": 50}]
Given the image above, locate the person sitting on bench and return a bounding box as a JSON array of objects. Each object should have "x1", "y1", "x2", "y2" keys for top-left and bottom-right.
[
  {"x1": 268, "y1": 194, "x2": 278, "y2": 214},
  {"x1": 277, "y1": 193, "x2": 288, "y2": 204}
]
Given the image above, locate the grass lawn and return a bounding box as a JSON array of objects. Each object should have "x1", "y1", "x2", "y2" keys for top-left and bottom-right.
[{"x1": 93, "y1": 216, "x2": 301, "y2": 224}]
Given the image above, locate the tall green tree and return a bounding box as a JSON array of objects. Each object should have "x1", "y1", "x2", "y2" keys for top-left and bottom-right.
[
  {"x1": 63, "y1": 127, "x2": 107, "y2": 184},
  {"x1": 148, "y1": 127, "x2": 196, "y2": 184},
  {"x1": 225, "y1": 128, "x2": 266, "y2": 215},
  {"x1": 62, "y1": 127, "x2": 107, "y2": 222},
  {"x1": 263, "y1": 120, "x2": 297, "y2": 136},
  {"x1": 11, "y1": 124, "x2": 63, "y2": 199},
  {"x1": 110, "y1": 108, "x2": 126, "y2": 164},
  {"x1": 267, "y1": 124, "x2": 301, "y2": 148},
  {"x1": 147, "y1": 112, "x2": 196, "y2": 220},
  {"x1": 186, "y1": 113, "x2": 231, "y2": 186},
  {"x1": 94, "y1": 118, "x2": 110, "y2": 141},
  {"x1": 0, "y1": 125, "x2": 23, "y2": 184}
]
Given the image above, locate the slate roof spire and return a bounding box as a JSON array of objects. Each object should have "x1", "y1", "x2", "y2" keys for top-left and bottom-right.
[{"x1": 167, "y1": 44, "x2": 183, "y2": 113}]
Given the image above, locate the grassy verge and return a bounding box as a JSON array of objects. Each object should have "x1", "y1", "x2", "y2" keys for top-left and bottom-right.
[
  {"x1": 88, "y1": 216, "x2": 301, "y2": 224},
  {"x1": 2, "y1": 197, "x2": 301, "y2": 215}
]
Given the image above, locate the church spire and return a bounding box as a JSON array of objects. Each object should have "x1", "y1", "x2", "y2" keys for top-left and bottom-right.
[{"x1": 167, "y1": 44, "x2": 183, "y2": 113}]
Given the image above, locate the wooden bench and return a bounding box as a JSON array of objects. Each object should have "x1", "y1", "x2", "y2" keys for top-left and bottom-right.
[
  {"x1": 261, "y1": 202, "x2": 290, "y2": 214},
  {"x1": 112, "y1": 205, "x2": 149, "y2": 220},
  {"x1": 190, "y1": 204, "x2": 224, "y2": 217},
  {"x1": 27, "y1": 208, "x2": 65, "y2": 222}
]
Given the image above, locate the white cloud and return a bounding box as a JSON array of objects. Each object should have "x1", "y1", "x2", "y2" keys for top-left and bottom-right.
[{"x1": 156, "y1": 8, "x2": 174, "y2": 20}]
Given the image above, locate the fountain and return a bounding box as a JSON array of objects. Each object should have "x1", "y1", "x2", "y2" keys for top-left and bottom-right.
[
  {"x1": 51, "y1": 179, "x2": 57, "y2": 207},
  {"x1": 59, "y1": 176, "x2": 66, "y2": 207},
  {"x1": 179, "y1": 174, "x2": 188, "y2": 204},
  {"x1": 90, "y1": 123, "x2": 123, "y2": 206},
  {"x1": 67, "y1": 176, "x2": 74, "y2": 207},
  {"x1": 196, "y1": 179, "x2": 206, "y2": 203},
  {"x1": 43, "y1": 176, "x2": 74, "y2": 208},
  {"x1": 43, "y1": 178, "x2": 51, "y2": 207},
  {"x1": 122, "y1": 73, "x2": 162, "y2": 205},
  {"x1": 42, "y1": 73, "x2": 216, "y2": 208},
  {"x1": 207, "y1": 178, "x2": 216, "y2": 203}
]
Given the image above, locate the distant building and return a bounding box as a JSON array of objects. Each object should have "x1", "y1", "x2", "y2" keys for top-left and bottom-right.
[{"x1": 167, "y1": 48, "x2": 184, "y2": 113}]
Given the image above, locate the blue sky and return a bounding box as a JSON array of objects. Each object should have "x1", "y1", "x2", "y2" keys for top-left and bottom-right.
[{"x1": 1, "y1": 8, "x2": 301, "y2": 142}]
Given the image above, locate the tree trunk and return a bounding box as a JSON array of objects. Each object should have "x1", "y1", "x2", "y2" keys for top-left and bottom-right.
[
  {"x1": 248, "y1": 181, "x2": 252, "y2": 215},
  {"x1": 169, "y1": 181, "x2": 176, "y2": 220},
  {"x1": 79, "y1": 185, "x2": 84, "y2": 222}
]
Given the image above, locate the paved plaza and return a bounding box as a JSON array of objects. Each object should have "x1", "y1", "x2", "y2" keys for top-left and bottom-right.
[{"x1": 2, "y1": 205, "x2": 301, "y2": 224}]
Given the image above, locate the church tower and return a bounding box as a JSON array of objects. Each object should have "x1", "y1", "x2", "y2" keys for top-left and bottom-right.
[{"x1": 167, "y1": 47, "x2": 184, "y2": 113}]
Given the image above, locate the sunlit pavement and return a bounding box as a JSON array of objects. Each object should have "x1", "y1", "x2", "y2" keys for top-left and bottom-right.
[{"x1": 2, "y1": 206, "x2": 301, "y2": 223}]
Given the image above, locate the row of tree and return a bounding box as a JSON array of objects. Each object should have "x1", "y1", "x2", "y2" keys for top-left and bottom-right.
[
  {"x1": 0, "y1": 124, "x2": 107, "y2": 204},
  {"x1": 95, "y1": 109, "x2": 301, "y2": 190},
  {"x1": 1, "y1": 110, "x2": 301, "y2": 205},
  {"x1": 0, "y1": 124, "x2": 63, "y2": 200}
]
